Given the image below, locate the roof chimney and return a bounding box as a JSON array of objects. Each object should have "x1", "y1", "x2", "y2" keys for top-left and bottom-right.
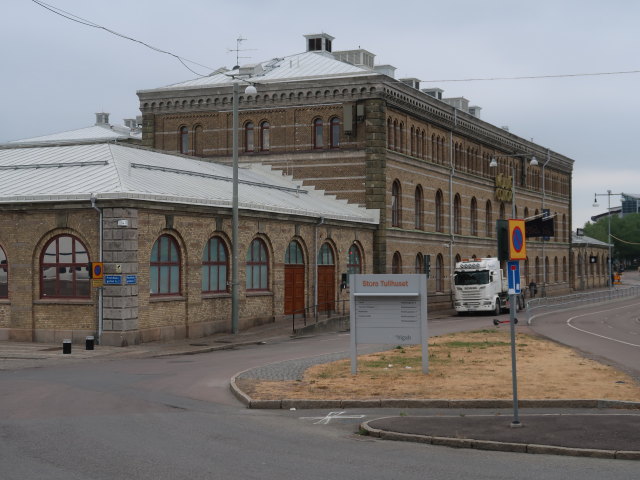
[
  {"x1": 95, "y1": 112, "x2": 110, "y2": 125},
  {"x1": 304, "y1": 33, "x2": 334, "y2": 53}
]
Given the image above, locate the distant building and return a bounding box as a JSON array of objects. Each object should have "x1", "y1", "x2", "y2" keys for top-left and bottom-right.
[
  {"x1": 4, "y1": 113, "x2": 141, "y2": 146},
  {"x1": 621, "y1": 193, "x2": 640, "y2": 216}
]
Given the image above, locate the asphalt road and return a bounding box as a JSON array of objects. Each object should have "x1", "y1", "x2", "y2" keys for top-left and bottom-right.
[
  {"x1": 528, "y1": 273, "x2": 640, "y2": 380},
  {"x1": 1, "y1": 304, "x2": 639, "y2": 478}
]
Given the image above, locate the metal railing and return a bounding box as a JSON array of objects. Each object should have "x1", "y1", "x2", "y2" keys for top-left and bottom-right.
[
  {"x1": 526, "y1": 285, "x2": 640, "y2": 325},
  {"x1": 290, "y1": 299, "x2": 349, "y2": 334}
]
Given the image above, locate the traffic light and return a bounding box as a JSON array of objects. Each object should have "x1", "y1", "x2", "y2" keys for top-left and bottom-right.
[
  {"x1": 496, "y1": 220, "x2": 509, "y2": 262},
  {"x1": 88, "y1": 262, "x2": 104, "y2": 279}
]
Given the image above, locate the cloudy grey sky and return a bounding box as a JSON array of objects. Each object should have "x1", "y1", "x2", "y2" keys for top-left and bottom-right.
[{"x1": 3, "y1": 0, "x2": 638, "y2": 229}]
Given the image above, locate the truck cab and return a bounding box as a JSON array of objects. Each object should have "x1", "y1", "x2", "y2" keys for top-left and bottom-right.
[{"x1": 453, "y1": 258, "x2": 513, "y2": 315}]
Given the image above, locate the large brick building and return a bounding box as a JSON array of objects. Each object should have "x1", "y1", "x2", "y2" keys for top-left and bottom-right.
[
  {"x1": 138, "y1": 33, "x2": 607, "y2": 306},
  {"x1": 0, "y1": 143, "x2": 377, "y2": 345}
]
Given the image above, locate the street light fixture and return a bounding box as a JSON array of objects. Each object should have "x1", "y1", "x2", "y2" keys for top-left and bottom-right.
[
  {"x1": 231, "y1": 78, "x2": 259, "y2": 334},
  {"x1": 593, "y1": 190, "x2": 622, "y2": 289}
]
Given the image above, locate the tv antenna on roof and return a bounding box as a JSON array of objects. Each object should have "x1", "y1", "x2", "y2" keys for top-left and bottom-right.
[{"x1": 227, "y1": 36, "x2": 256, "y2": 69}]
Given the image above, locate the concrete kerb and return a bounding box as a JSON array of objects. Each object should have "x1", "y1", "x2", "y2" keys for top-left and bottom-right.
[{"x1": 359, "y1": 421, "x2": 640, "y2": 460}]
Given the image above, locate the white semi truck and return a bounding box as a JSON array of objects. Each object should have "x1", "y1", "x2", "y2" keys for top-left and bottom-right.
[{"x1": 453, "y1": 257, "x2": 522, "y2": 315}]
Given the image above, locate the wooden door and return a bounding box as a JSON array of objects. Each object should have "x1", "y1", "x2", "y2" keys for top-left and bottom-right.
[
  {"x1": 317, "y1": 265, "x2": 335, "y2": 312},
  {"x1": 284, "y1": 265, "x2": 305, "y2": 315}
]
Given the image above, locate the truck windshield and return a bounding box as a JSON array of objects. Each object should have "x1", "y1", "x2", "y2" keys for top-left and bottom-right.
[{"x1": 454, "y1": 270, "x2": 490, "y2": 286}]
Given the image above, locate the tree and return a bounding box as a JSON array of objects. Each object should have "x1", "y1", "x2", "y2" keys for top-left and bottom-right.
[{"x1": 583, "y1": 213, "x2": 640, "y2": 265}]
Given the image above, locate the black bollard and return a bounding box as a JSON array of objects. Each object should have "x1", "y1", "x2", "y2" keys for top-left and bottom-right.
[
  {"x1": 62, "y1": 339, "x2": 72, "y2": 354},
  {"x1": 85, "y1": 336, "x2": 94, "y2": 351}
]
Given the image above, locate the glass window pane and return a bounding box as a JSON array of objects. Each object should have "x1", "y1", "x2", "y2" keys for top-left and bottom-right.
[
  {"x1": 260, "y1": 265, "x2": 267, "y2": 289},
  {"x1": 160, "y1": 237, "x2": 169, "y2": 262},
  {"x1": 58, "y1": 236, "x2": 72, "y2": 261},
  {"x1": 150, "y1": 266, "x2": 158, "y2": 294},
  {"x1": 210, "y1": 267, "x2": 218, "y2": 292},
  {"x1": 42, "y1": 267, "x2": 56, "y2": 296},
  {"x1": 160, "y1": 266, "x2": 170, "y2": 293},
  {"x1": 219, "y1": 265, "x2": 227, "y2": 290},
  {"x1": 169, "y1": 240, "x2": 178, "y2": 262},
  {"x1": 74, "y1": 239, "x2": 89, "y2": 263},
  {"x1": 219, "y1": 242, "x2": 226, "y2": 262},
  {"x1": 202, "y1": 266, "x2": 209, "y2": 291},
  {"x1": 246, "y1": 266, "x2": 253, "y2": 289},
  {"x1": 170, "y1": 266, "x2": 179, "y2": 293}
]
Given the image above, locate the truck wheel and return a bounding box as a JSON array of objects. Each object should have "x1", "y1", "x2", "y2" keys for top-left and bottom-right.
[{"x1": 494, "y1": 301, "x2": 501, "y2": 316}]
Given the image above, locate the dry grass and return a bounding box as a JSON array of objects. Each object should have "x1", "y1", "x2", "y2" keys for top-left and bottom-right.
[{"x1": 237, "y1": 329, "x2": 640, "y2": 401}]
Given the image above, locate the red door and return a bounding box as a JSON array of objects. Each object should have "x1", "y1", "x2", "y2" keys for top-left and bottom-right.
[
  {"x1": 284, "y1": 265, "x2": 305, "y2": 315},
  {"x1": 317, "y1": 265, "x2": 335, "y2": 312}
]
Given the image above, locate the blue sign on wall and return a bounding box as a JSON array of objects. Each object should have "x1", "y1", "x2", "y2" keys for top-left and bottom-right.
[
  {"x1": 104, "y1": 275, "x2": 122, "y2": 285},
  {"x1": 125, "y1": 275, "x2": 137, "y2": 285}
]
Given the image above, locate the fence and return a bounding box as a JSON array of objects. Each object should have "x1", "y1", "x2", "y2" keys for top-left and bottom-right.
[
  {"x1": 290, "y1": 299, "x2": 349, "y2": 334},
  {"x1": 526, "y1": 285, "x2": 640, "y2": 325}
]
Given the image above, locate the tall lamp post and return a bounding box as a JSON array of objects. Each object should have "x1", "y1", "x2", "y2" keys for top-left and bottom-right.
[
  {"x1": 489, "y1": 153, "x2": 537, "y2": 427},
  {"x1": 592, "y1": 190, "x2": 621, "y2": 289},
  {"x1": 231, "y1": 79, "x2": 257, "y2": 334}
]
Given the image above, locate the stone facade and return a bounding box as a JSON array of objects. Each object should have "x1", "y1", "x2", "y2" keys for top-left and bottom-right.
[
  {"x1": 0, "y1": 201, "x2": 374, "y2": 345},
  {"x1": 137, "y1": 60, "x2": 576, "y2": 308}
]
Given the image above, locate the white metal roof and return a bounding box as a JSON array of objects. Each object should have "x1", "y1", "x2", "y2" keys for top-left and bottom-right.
[
  {"x1": 0, "y1": 143, "x2": 378, "y2": 224},
  {"x1": 138, "y1": 51, "x2": 375, "y2": 93},
  {"x1": 6, "y1": 124, "x2": 141, "y2": 145}
]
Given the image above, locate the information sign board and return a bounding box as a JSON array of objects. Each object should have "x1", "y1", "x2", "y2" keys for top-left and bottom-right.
[
  {"x1": 350, "y1": 274, "x2": 428, "y2": 374},
  {"x1": 507, "y1": 261, "x2": 521, "y2": 295}
]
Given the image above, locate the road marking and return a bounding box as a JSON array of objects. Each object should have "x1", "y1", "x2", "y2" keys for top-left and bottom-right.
[
  {"x1": 300, "y1": 411, "x2": 366, "y2": 424},
  {"x1": 566, "y1": 302, "x2": 640, "y2": 348}
]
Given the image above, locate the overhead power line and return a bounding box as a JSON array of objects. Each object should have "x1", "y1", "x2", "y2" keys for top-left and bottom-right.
[
  {"x1": 422, "y1": 70, "x2": 640, "y2": 83},
  {"x1": 31, "y1": 0, "x2": 213, "y2": 76},
  {"x1": 610, "y1": 234, "x2": 640, "y2": 246}
]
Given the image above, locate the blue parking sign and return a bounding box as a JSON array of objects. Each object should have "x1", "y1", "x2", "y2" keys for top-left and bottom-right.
[{"x1": 507, "y1": 261, "x2": 521, "y2": 294}]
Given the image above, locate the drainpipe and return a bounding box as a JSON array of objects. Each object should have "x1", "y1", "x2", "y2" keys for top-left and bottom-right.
[
  {"x1": 90, "y1": 194, "x2": 103, "y2": 344},
  {"x1": 448, "y1": 110, "x2": 457, "y2": 305},
  {"x1": 314, "y1": 217, "x2": 325, "y2": 318},
  {"x1": 541, "y1": 148, "x2": 551, "y2": 297}
]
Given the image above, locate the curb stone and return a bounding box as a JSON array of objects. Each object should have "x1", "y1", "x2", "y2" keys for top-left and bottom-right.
[{"x1": 359, "y1": 420, "x2": 640, "y2": 460}]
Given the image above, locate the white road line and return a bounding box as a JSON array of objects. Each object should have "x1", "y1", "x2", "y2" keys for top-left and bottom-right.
[
  {"x1": 300, "y1": 411, "x2": 366, "y2": 424},
  {"x1": 566, "y1": 302, "x2": 640, "y2": 348}
]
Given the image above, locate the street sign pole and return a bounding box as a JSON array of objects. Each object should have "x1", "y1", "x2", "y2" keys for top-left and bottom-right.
[{"x1": 509, "y1": 289, "x2": 521, "y2": 427}]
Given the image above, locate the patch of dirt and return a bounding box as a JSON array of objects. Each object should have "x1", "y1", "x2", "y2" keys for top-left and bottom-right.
[{"x1": 239, "y1": 329, "x2": 640, "y2": 401}]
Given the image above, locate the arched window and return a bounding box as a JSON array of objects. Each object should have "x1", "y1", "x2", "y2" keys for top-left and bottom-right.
[
  {"x1": 499, "y1": 202, "x2": 506, "y2": 220},
  {"x1": 244, "y1": 121, "x2": 254, "y2": 152},
  {"x1": 246, "y1": 238, "x2": 269, "y2": 291},
  {"x1": 470, "y1": 197, "x2": 478, "y2": 236},
  {"x1": 285, "y1": 240, "x2": 304, "y2": 265},
  {"x1": 485, "y1": 200, "x2": 493, "y2": 238},
  {"x1": 347, "y1": 243, "x2": 362, "y2": 279},
  {"x1": 313, "y1": 118, "x2": 323, "y2": 149},
  {"x1": 0, "y1": 245, "x2": 8, "y2": 298},
  {"x1": 454, "y1": 194, "x2": 462, "y2": 235},
  {"x1": 150, "y1": 235, "x2": 181, "y2": 296},
  {"x1": 330, "y1": 117, "x2": 340, "y2": 148},
  {"x1": 260, "y1": 121, "x2": 270, "y2": 151},
  {"x1": 387, "y1": 118, "x2": 394, "y2": 149},
  {"x1": 414, "y1": 185, "x2": 424, "y2": 230},
  {"x1": 410, "y1": 126, "x2": 415, "y2": 156},
  {"x1": 435, "y1": 189, "x2": 444, "y2": 233},
  {"x1": 391, "y1": 180, "x2": 402, "y2": 227},
  {"x1": 392, "y1": 251, "x2": 402, "y2": 274},
  {"x1": 554, "y1": 257, "x2": 559, "y2": 283},
  {"x1": 563, "y1": 256, "x2": 567, "y2": 282},
  {"x1": 393, "y1": 120, "x2": 399, "y2": 151},
  {"x1": 194, "y1": 125, "x2": 203, "y2": 156},
  {"x1": 179, "y1": 126, "x2": 189, "y2": 154},
  {"x1": 202, "y1": 237, "x2": 228, "y2": 293},
  {"x1": 415, "y1": 253, "x2": 424, "y2": 274},
  {"x1": 41, "y1": 235, "x2": 90, "y2": 298},
  {"x1": 436, "y1": 254, "x2": 444, "y2": 292},
  {"x1": 399, "y1": 122, "x2": 404, "y2": 153},
  {"x1": 318, "y1": 243, "x2": 334, "y2": 265}
]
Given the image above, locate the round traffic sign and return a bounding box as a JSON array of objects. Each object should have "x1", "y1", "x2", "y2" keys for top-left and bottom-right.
[{"x1": 512, "y1": 226, "x2": 524, "y2": 252}]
